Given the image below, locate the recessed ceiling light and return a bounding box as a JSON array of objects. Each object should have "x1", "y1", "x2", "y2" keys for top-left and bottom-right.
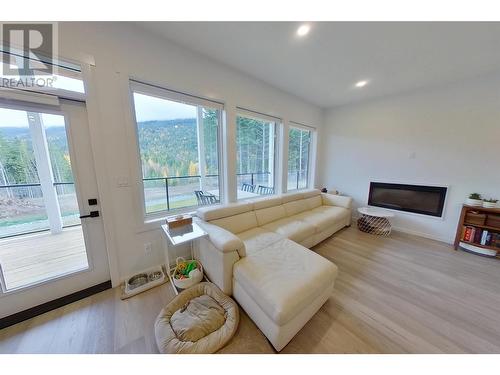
[
  {"x1": 296, "y1": 24, "x2": 310, "y2": 37},
  {"x1": 354, "y1": 80, "x2": 369, "y2": 88}
]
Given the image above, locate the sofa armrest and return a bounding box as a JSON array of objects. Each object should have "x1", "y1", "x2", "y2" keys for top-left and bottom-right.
[
  {"x1": 197, "y1": 220, "x2": 246, "y2": 257},
  {"x1": 194, "y1": 237, "x2": 240, "y2": 295},
  {"x1": 321, "y1": 193, "x2": 353, "y2": 209}
]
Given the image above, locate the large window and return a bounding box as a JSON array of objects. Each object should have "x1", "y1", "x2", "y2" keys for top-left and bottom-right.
[
  {"x1": 287, "y1": 125, "x2": 312, "y2": 191},
  {"x1": 131, "y1": 83, "x2": 222, "y2": 215},
  {"x1": 235, "y1": 112, "x2": 278, "y2": 200}
]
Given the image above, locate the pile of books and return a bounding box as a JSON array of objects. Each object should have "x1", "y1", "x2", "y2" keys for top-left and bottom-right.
[{"x1": 462, "y1": 226, "x2": 500, "y2": 248}]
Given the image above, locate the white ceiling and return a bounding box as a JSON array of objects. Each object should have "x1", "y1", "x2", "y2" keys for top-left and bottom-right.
[{"x1": 138, "y1": 22, "x2": 500, "y2": 108}]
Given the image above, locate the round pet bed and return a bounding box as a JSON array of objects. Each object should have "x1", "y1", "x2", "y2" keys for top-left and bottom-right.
[{"x1": 155, "y1": 282, "x2": 239, "y2": 354}]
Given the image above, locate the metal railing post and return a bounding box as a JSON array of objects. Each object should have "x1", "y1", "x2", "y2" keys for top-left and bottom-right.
[
  {"x1": 296, "y1": 171, "x2": 299, "y2": 190},
  {"x1": 165, "y1": 178, "x2": 170, "y2": 211}
]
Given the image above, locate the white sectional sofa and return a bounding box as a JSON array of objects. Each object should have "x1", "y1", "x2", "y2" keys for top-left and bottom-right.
[{"x1": 194, "y1": 189, "x2": 352, "y2": 351}]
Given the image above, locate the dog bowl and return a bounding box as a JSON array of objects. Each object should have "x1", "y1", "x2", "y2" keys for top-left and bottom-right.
[
  {"x1": 148, "y1": 270, "x2": 163, "y2": 282},
  {"x1": 127, "y1": 273, "x2": 148, "y2": 290}
]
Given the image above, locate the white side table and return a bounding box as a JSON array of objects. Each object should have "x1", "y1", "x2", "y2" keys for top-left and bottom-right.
[
  {"x1": 161, "y1": 220, "x2": 208, "y2": 295},
  {"x1": 357, "y1": 207, "x2": 395, "y2": 236}
]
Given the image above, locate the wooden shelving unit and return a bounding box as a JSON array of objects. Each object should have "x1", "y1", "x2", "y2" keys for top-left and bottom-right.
[{"x1": 454, "y1": 204, "x2": 500, "y2": 258}]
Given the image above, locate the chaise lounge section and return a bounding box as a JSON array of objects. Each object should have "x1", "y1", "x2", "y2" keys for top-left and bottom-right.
[{"x1": 194, "y1": 189, "x2": 352, "y2": 351}]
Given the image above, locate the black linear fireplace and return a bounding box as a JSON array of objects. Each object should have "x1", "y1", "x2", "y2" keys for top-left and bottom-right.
[{"x1": 368, "y1": 182, "x2": 447, "y2": 217}]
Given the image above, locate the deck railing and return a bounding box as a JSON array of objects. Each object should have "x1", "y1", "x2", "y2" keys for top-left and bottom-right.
[
  {"x1": 287, "y1": 170, "x2": 308, "y2": 191},
  {"x1": 142, "y1": 172, "x2": 271, "y2": 211},
  {"x1": 0, "y1": 170, "x2": 307, "y2": 217},
  {"x1": 0, "y1": 181, "x2": 79, "y2": 238},
  {"x1": 0, "y1": 181, "x2": 75, "y2": 198}
]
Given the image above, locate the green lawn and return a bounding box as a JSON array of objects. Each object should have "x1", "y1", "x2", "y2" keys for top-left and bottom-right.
[
  {"x1": 0, "y1": 211, "x2": 80, "y2": 231},
  {"x1": 146, "y1": 197, "x2": 198, "y2": 214}
]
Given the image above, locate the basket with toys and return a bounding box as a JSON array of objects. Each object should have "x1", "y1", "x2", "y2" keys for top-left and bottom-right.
[{"x1": 172, "y1": 257, "x2": 204, "y2": 290}]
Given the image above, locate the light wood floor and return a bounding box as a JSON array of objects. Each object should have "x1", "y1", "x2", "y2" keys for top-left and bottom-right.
[
  {"x1": 2, "y1": 226, "x2": 500, "y2": 353},
  {"x1": 0, "y1": 227, "x2": 88, "y2": 290}
]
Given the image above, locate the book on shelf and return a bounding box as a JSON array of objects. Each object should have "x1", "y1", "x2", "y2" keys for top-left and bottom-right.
[
  {"x1": 479, "y1": 231, "x2": 497, "y2": 246},
  {"x1": 480, "y1": 230, "x2": 488, "y2": 245},
  {"x1": 474, "y1": 228, "x2": 483, "y2": 243},
  {"x1": 487, "y1": 233, "x2": 493, "y2": 246},
  {"x1": 494, "y1": 233, "x2": 500, "y2": 248},
  {"x1": 463, "y1": 226, "x2": 473, "y2": 242},
  {"x1": 462, "y1": 225, "x2": 500, "y2": 247}
]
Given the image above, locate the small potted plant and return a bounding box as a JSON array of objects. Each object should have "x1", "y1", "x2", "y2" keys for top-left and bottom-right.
[
  {"x1": 483, "y1": 198, "x2": 499, "y2": 209},
  {"x1": 466, "y1": 193, "x2": 483, "y2": 207}
]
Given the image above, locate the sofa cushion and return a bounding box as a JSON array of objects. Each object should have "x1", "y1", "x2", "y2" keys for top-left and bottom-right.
[
  {"x1": 321, "y1": 193, "x2": 353, "y2": 209},
  {"x1": 291, "y1": 210, "x2": 340, "y2": 233},
  {"x1": 301, "y1": 189, "x2": 321, "y2": 198},
  {"x1": 261, "y1": 217, "x2": 315, "y2": 243},
  {"x1": 233, "y1": 238, "x2": 338, "y2": 325},
  {"x1": 311, "y1": 205, "x2": 350, "y2": 218},
  {"x1": 251, "y1": 196, "x2": 283, "y2": 210},
  {"x1": 237, "y1": 227, "x2": 284, "y2": 255},
  {"x1": 283, "y1": 199, "x2": 308, "y2": 216},
  {"x1": 281, "y1": 191, "x2": 305, "y2": 203},
  {"x1": 211, "y1": 211, "x2": 258, "y2": 234},
  {"x1": 254, "y1": 205, "x2": 287, "y2": 226},
  {"x1": 197, "y1": 202, "x2": 252, "y2": 222},
  {"x1": 304, "y1": 195, "x2": 322, "y2": 210}
]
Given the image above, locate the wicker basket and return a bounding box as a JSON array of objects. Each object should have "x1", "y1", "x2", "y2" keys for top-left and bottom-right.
[
  {"x1": 465, "y1": 211, "x2": 486, "y2": 226},
  {"x1": 486, "y1": 214, "x2": 500, "y2": 228},
  {"x1": 172, "y1": 257, "x2": 203, "y2": 290}
]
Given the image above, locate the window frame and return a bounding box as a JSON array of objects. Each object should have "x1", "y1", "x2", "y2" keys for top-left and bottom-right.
[
  {"x1": 0, "y1": 51, "x2": 86, "y2": 101},
  {"x1": 235, "y1": 108, "x2": 281, "y2": 200},
  {"x1": 287, "y1": 121, "x2": 316, "y2": 192},
  {"x1": 129, "y1": 80, "x2": 225, "y2": 220}
]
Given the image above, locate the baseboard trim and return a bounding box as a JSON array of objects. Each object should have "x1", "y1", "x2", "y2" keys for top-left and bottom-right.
[
  {"x1": 391, "y1": 226, "x2": 454, "y2": 244},
  {"x1": 0, "y1": 280, "x2": 112, "y2": 330}
]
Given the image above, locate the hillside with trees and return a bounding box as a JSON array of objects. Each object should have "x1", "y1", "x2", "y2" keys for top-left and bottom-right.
[
  {"x1": 1, "y1": 112, "x2": 309, "y2": 190},
  {"x1": 0, "y1": 126, "x2": 73, "y2": 186}
]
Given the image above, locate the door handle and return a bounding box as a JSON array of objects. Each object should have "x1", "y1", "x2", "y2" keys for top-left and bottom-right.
[{"x1": 80, "y1": 210, "x2": 100, "y2": 219}]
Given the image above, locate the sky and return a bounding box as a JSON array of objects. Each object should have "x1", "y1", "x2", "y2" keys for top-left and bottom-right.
[
  {"x1": 0, "y1": 92, "x2": 197, "y2": 128},
  {"x1": 0, "y1": 108, "x2": 65, "y2": 128},
  {"x1": 133, "y1": 93, "x2": 196, "y2": 122}
]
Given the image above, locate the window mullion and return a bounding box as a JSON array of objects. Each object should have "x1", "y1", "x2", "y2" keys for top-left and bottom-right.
[
  {"x1": 27, "y1": 112, "x2": 63, "y2": 233},
  {"x1": 196, "y1": 107, "x2": 206, "y2": 191}
]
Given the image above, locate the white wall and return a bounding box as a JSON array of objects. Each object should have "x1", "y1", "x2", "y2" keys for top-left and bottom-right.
[
  {"x1": 320, "y1": 74, "x2": 500, "y2": 243},
  {"x1": 57, "y1": 22, "x2": 324, "y2": 284}
]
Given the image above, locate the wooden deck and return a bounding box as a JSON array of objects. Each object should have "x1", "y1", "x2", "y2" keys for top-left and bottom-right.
[{"x1": 0, "y1": 227, "x2": 88, "y2": 291}]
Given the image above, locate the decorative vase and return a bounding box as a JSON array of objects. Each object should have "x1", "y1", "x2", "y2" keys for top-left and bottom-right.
[
  {"x1": 466, "y1": 198, "x2": 483, "y2": 207},
  {"x1": 483, "y1": 201, "x2": 498, "y2": 209}
]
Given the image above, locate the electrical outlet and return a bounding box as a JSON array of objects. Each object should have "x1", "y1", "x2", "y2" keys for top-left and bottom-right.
[{"x1": 144, "y1": 243, "x2": 152, "y2": 256}]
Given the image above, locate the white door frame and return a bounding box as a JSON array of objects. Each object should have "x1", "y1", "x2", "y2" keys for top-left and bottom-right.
[
  {"x1": 80, "y1": 63, "x2": 120, "y2": 287},
  {"x1": 0, "y1": 99, "x2": 110, "y2": 317}
]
